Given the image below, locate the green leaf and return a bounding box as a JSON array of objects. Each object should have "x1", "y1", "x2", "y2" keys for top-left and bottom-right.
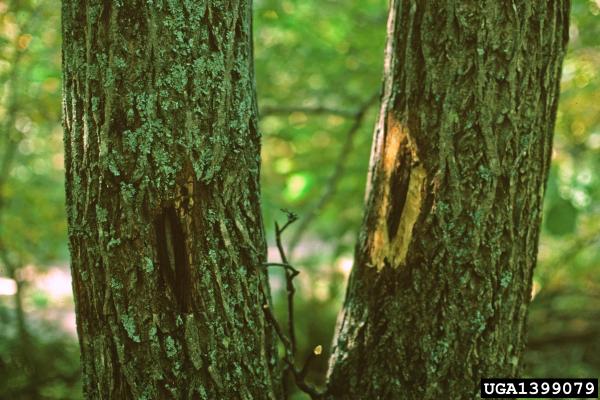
[{"x1": 544, "y1": 198, "x2": 578, "y2": 236}]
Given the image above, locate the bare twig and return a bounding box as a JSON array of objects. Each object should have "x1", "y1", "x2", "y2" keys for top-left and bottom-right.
[
  {"x1": 264, "y1": 262, "x2": 299, "y2": 275},
  {"x1": 527, "y1": 329, "x2": 600, "y2": 349},
  {"x1": 257, "y1": 210, "x2": 325, "y2": 399},
  {"x1": 299, "y1": 345, "x2": 322, "y2": 381},
  {"x1": 275, "y1": 209, "x2": 299, "y2": 354},
  {"x1": 260, "y1": 105, "x2": 356, "y2": 119},
  {"x1": 262, "y1": 302, "x2": 293, "y2": 357},
  {"x1": 287, "y1": 92, "x2": 380, "y2": 256},
  {"x1": 291, "y1": 368, "x2": 324, "y2": 399}
]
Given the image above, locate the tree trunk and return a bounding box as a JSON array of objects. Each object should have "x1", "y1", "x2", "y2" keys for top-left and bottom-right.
[
  {"x1": 62, "y1": 1, "x2": 279, "y2": 399},
  {"x1": 326, "y1": 1, "x2": 570, "y2": 399}
]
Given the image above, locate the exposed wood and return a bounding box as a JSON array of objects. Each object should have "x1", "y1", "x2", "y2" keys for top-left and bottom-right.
[
  {"x1": 326, "y1": 1, "x2": 570, "y2": 398},
  {"x1": 62, "y1": 1, "x2": 279, "y2": 398}
]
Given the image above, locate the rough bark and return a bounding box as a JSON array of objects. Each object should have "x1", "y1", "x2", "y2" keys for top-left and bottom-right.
[
  {"x1": 326, "y1": 1, "x2": 570, "y2": 399},
  {"x1": 62, "y1": 1, "x2": 279, "y2": 399}
]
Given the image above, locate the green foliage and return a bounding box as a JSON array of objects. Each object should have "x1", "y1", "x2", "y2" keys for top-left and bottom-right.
[
  {"x1": 0, "y1": 0, "x2": 598, "y2": 397},
  {"x1": 0, "y1": 3, "x2": 76, "y2": 396},
  {"x1": 529, "y1": 5, "x2": 600, "y2": 386},
  {"x1": 256, "y1": 0, "x2": 387, "y2": 257},
  {"x1": 544, "y1": 197, "x2": 578, "y2": 236},
  {"x1": 257, "y1": 0, "x2": 600, "y2": 395},
  {"x1": 0, "y1": 303, "x2": 82, "y2": 399},
  {"x1": 0, "y1": 0, "x2": 65, "y2": 266}
]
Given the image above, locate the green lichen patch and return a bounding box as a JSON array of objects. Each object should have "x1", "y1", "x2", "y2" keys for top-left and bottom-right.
[{"x1": 121, "y1": 314, "x2": 141, "y2": 343}]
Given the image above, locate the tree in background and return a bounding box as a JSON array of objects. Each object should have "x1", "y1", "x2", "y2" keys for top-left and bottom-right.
[
  {"x1": 0, "y1": 1, "x2": 76, "y2": 398},
  {"x1": 62, "y1": 1, "x2": 279, "y2": 398},
  {"x1": 50, "y1": 1, "x2": 596, "y2": 398},
  {"x1": 326, "y1": 1, "x2": 570, "y2": 399},
  {"x1": 254, "y1": 7, "x2": 600, "y2": 394}
]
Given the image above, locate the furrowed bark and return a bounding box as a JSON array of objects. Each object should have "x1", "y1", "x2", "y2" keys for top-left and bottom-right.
[
  {"x1": 326, "y1": 1, "x2": 570, "y2": 399},
  {"x1": 62, "y1": 1, "x2": 279, "y2": 399}
]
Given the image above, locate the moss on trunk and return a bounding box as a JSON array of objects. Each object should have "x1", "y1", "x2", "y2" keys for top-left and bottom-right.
[
  {"x1": 63, "y1": 1, "x2": 279, "y2": 398},
  {"x1": 326, "y1": 1, "x2": 570, "y2": 399}
]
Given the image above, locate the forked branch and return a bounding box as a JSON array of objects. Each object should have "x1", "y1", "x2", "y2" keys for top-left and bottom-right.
[{"x1": 258, "y1": 209, "x2": 325, "y2": 399}]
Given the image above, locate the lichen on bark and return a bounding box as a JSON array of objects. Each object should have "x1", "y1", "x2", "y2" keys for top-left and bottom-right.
[
  {"x1": 63, "y1": 1, "x2": 279, "y2": 398},
  {"x1": 326, "y1": 1, "x2": 570, "y2": 399}
]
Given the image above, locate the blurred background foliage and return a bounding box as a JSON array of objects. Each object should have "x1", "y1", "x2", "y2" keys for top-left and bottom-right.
[{"x1": 0, "y1": 0, "x2": 598, "y2": 398}]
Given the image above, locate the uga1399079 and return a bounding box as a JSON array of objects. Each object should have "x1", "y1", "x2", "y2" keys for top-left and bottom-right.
[{"x1": 480, "y1": 378, "x2": 598, "y2": 398}]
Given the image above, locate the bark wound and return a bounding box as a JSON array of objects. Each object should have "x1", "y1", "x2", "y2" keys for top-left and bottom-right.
[
  {"x1": 327, "y1": 1, "x2": 570, "y2": 397},
  {"x1": 370, "y1": 115, "x2": 426, "y2": 270},
  {"x1": 155, "y1": 206, "x2": 192, "y2": 313},
  {"x1": 64, "y1": 1, "x2": 280, "y2": 396}
]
